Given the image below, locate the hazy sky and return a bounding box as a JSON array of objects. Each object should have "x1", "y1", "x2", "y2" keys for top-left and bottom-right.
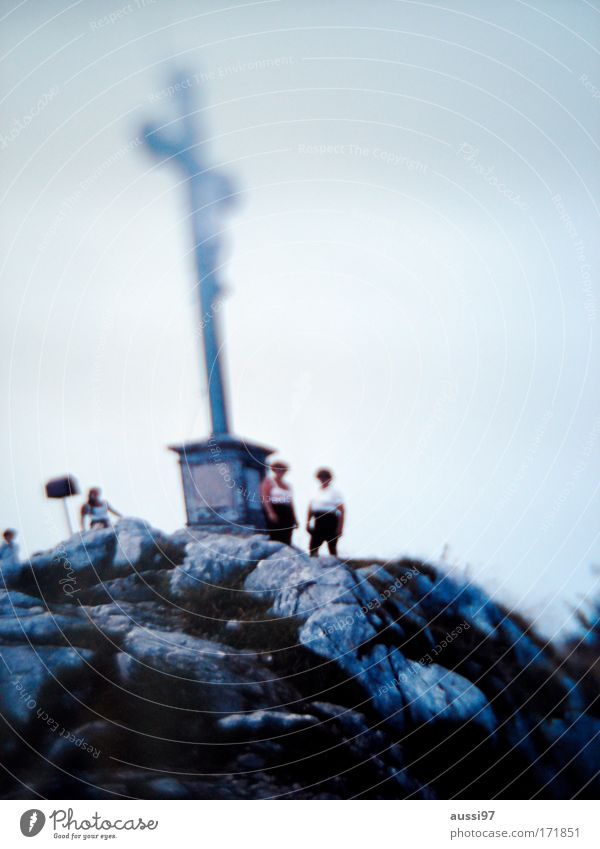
[{"x1": 1, "y1": 0, "x2": 599, "y2": 635}]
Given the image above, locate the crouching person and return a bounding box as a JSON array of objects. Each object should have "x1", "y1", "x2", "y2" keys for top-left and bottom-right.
[{"x1": 81, "y1": 487, "x2": 121, "y2": 531}]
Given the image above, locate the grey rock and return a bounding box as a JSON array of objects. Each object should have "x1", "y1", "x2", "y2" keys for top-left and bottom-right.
[
  {"x1": 0, "y1": 644, "x2": 95, "y2": 727},
  {"x1": 218, "y1": 709, "x2": 320, "y2": 738},
  {"x1": 0, "y1": 610, "x2": 93, "y2": 648},
  {"x1": 145, "y1": 778, "x2": 189, "y2": 798},
  {"x1": 169, "y1": 533, "x2": 284, "y2": 605},
  {"x1": 248, "y1": 551, "x2": 496, "y2": 737},
  {"x1": 115, "y1": 626, "x2": 291, "y2": 717},
  {"x1": 0, "y1": 590, "x2": 45, "y2": 612},
  {"x1": 0, "y1": 524, "x2": 596, "y2": 799},
  {"x1": 541, "y1": 714, "x2": 600, "y2": 794},
  {"x1": 23, "y1": 519, "x2": 182, "y2": 603}
]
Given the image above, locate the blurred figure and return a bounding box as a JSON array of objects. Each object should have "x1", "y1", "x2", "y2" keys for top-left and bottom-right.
[
  {"x1": 1, "y1": 528, "x2": 18, "y2": 560},
  {"x1": 81, "y1": 487, "x2": 121, "y2": 531},
  {"x1": 307, "y1": 468, "x2": 345, "y2": 557},
  {"x1": 260, "y1": 460, "x2": 297, "y2": 545}
]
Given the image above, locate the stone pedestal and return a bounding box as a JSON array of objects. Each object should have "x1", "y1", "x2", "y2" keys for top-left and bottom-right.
[{"x1": 169, "y1": 435, "x2": 274, "y2": 532}]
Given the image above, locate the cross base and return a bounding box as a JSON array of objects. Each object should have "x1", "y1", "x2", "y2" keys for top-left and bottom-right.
[{"x1": 169, "y1": 435, "x2": 275, "y2": 532}]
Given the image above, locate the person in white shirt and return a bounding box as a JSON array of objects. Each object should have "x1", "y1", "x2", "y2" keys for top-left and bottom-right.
[
  {"x1": 260, "y1": 460, "x2": 298, "y2": 545},
  {"x1": 306, "y1": 468, "x2": 345, "y2": 557},
  {"x1": 81, "y1": 487, "x2": 122, "y2": 531}
]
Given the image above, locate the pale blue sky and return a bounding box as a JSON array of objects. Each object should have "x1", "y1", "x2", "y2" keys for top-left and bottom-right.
[{"x1": 1, "y1": 0, "x2": 599, "y2": 634}]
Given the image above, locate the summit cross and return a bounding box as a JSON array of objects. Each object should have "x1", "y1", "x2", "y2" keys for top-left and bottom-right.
[
  {"x1": 140, "y1": 72, "x2": 275, "y2": 532},
  {"x1": 142, "y1": 74, "x2": 233, "y2": 435}
]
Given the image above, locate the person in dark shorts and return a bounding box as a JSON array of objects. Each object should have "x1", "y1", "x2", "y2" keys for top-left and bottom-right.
[
  {"x1": 260, "y1": 460, "x2": 298, "y2": 545},
  {"x1": 307, "y1": 468, "x2": 345, "y2": 556}
]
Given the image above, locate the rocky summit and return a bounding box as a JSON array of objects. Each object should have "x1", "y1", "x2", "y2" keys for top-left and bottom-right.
[{"x1": 0, "y1": 519, "x2": 598, "y2": 799}]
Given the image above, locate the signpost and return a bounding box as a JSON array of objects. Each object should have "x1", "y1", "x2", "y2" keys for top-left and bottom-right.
[{"x1": 45, "y1": 475, "x2": 80, "y2": 536}]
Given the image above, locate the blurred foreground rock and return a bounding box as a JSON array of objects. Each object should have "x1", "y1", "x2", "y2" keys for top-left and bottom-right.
[{"x1": 0, "y1": 518, "x2": 598, "y2": 799}]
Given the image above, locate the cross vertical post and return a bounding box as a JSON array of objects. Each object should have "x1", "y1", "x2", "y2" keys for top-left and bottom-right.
[
  {"x1": 143, "y1": 75, "x2": 232, "y2": 435},
  {"x1": 141, "y1": 73, "x2": 275, "y2": 532}
]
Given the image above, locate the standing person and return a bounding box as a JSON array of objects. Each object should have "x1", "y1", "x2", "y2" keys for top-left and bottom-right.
[
  {"x1": 260, "y1": 461, "x2": 297, "y2": 545},
  {"x1": 80, "y1": 487, "x2": 121, "y2": 531},
  {"x1": 307, "y1": 468, "x2": 345, "y2": 557}
]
